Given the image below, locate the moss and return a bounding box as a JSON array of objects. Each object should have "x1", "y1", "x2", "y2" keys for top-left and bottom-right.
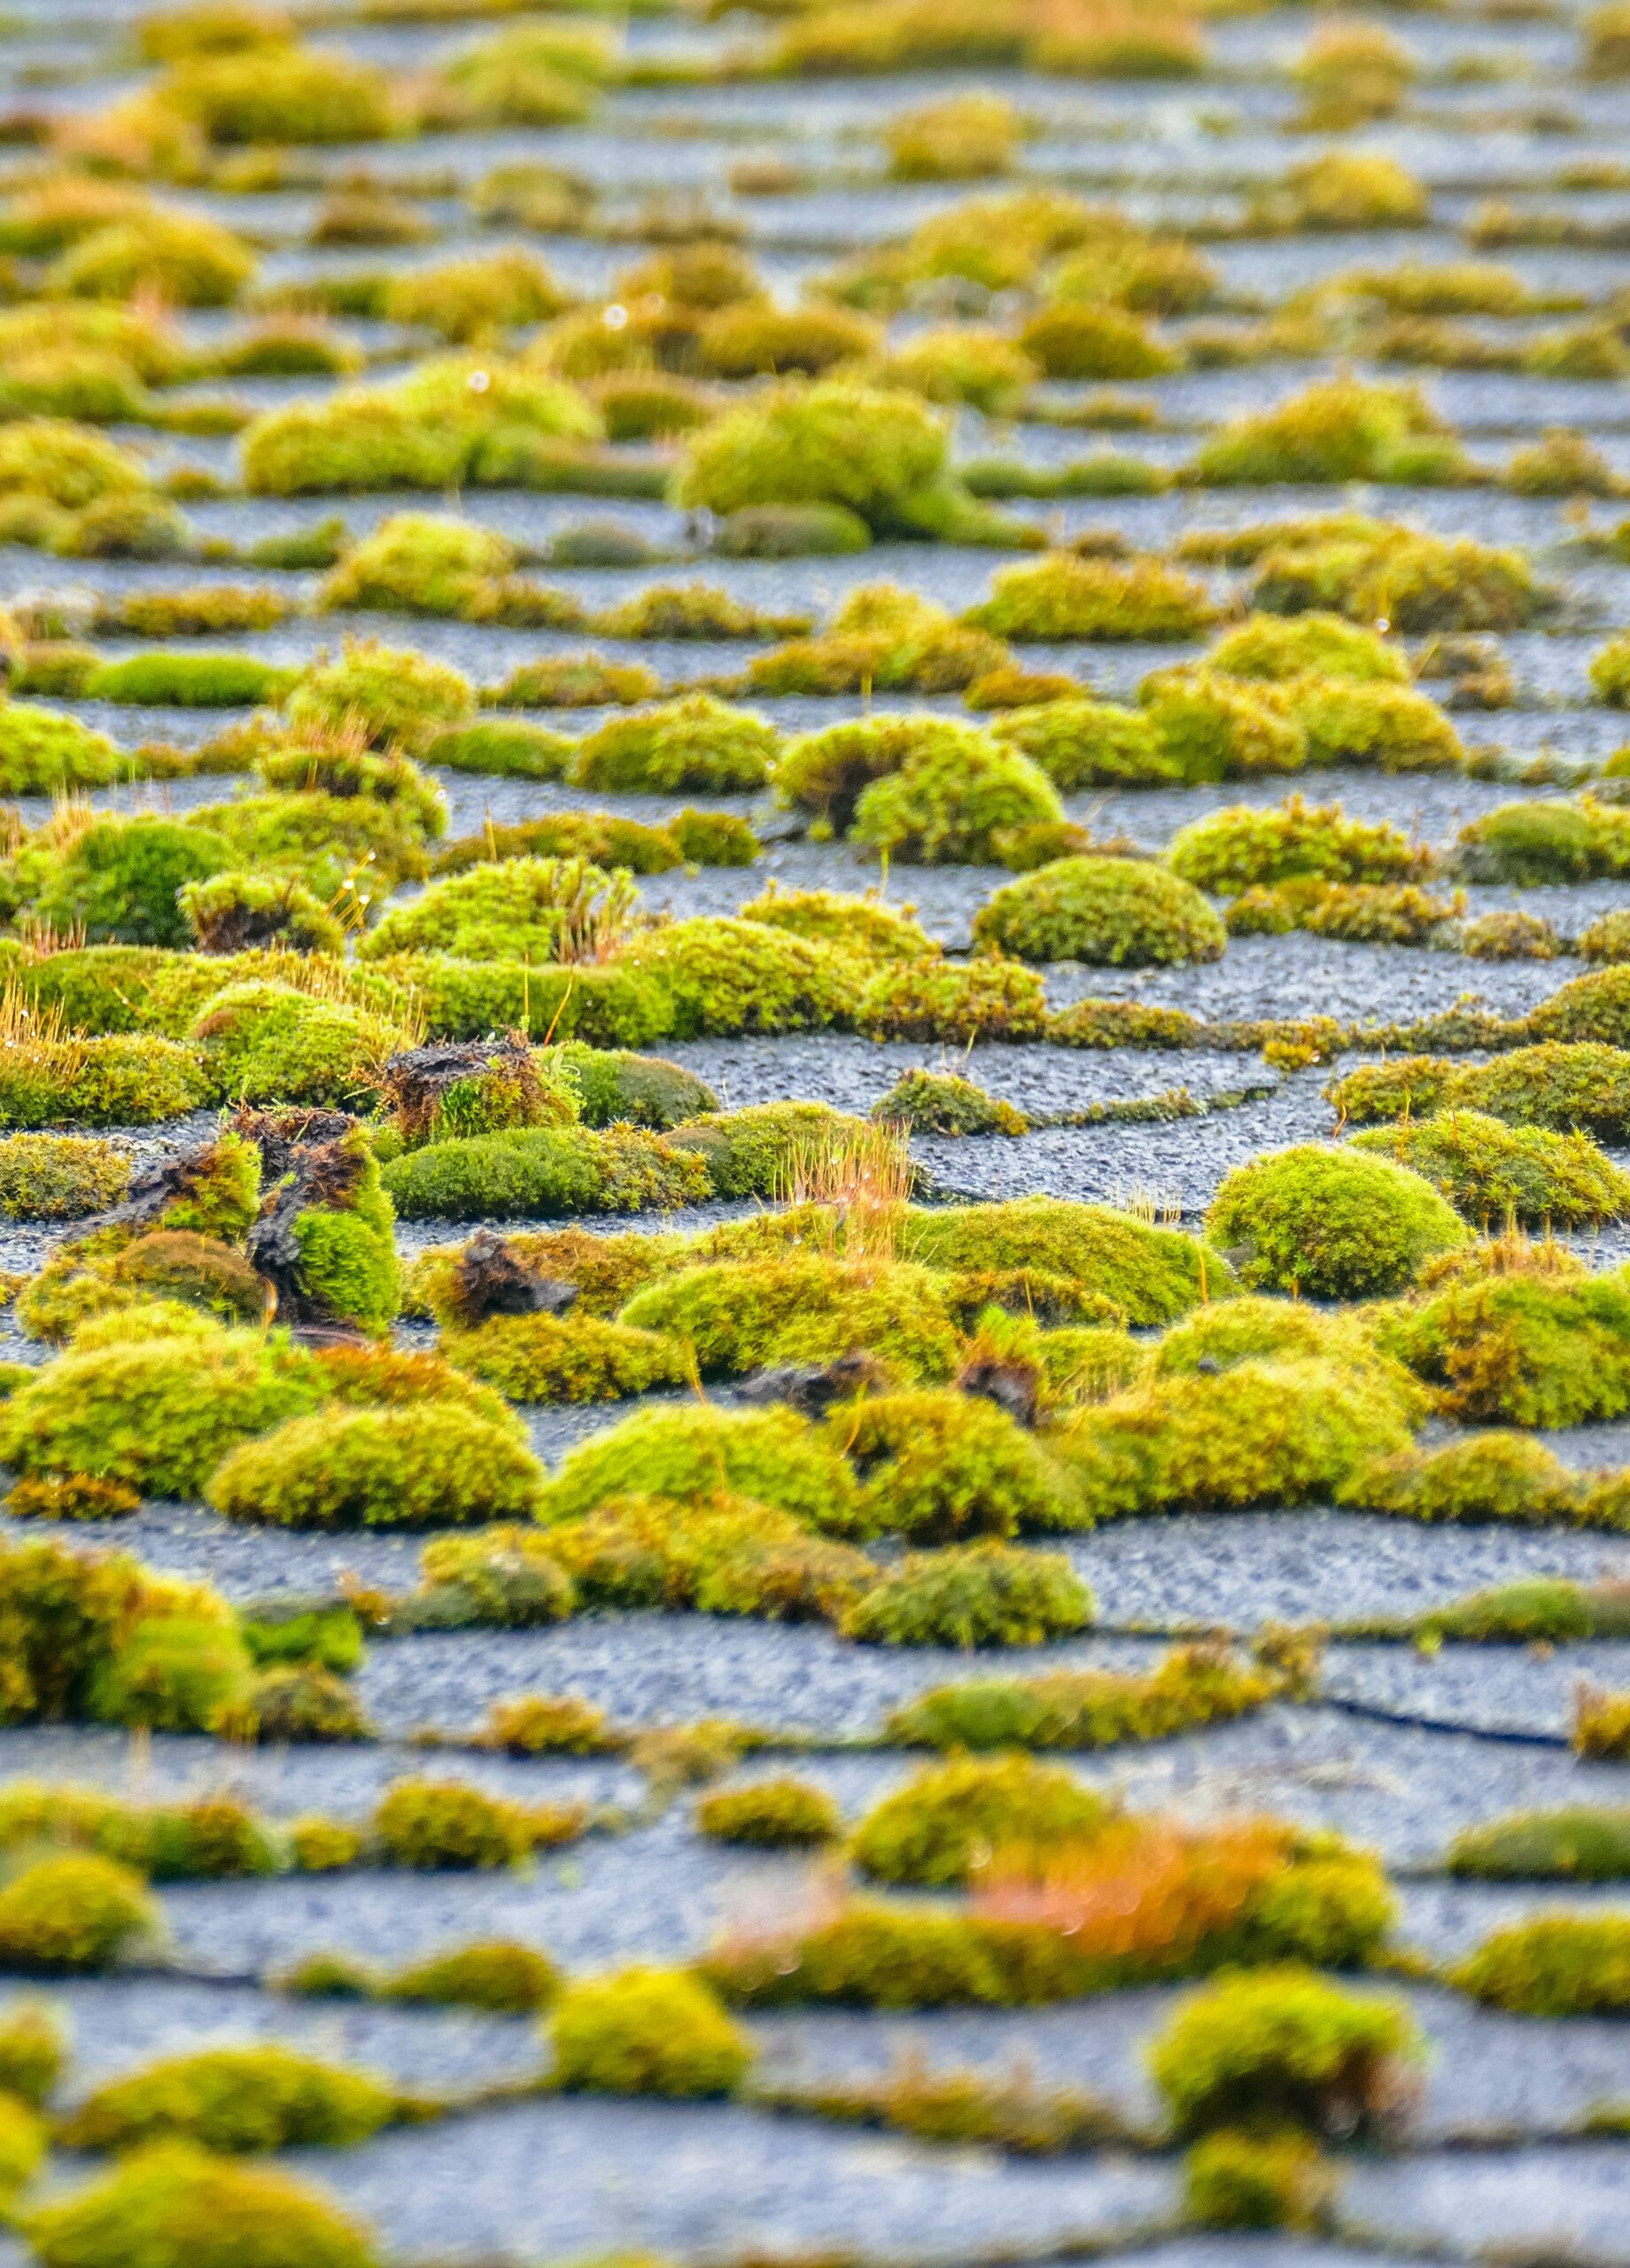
[
  {"x1": 903, "y1": 1199, "x2": 1220, "y2": 1327},
  {"x1": 380, "y1": 1123, "x2": 710, "y2": 1221},
  {"x1": 285, "y1": 641, "x2": 473, "y2": 755},
  {"x1": 0, "y1": 2000, "x2": 64, "y2": 2107},
  {"x1": 1168, "y1": 797, "x2": 1424, "y2": 895},
  {"x1": 361, "y1": 858, "x2": 629, "y2": 967},
  {"x1": 851, "y1": 733, "x2": 1063, "y2": 865},
  {"x1": 867, "y1": 327, "x2": 1037, "y2": 417},
  {"x1": 241, "y1": 1600, "x2": 363, "y2": 1674},
  {"x1": 842, "y1": 1541, "x2": 1093, "y2": 1647},
  {"x1": 885, "y1": 1643, "x2": 1275, "y2": 1750},
  {"x1": 489, "y1": 655, "x2": 663, "y2": 711},
  {"x1": 32, "y1": 816, "x2": 233, "y2": 948},
  {"x1": 208, "y1": 1402, "x2": 543, "y2": 1531},
  {"x1": 439, "y1": 1312, "x2": 689, "y2": 1404},
  {"x1": 858, "y1": 957, "x2": 1048, "y2": 1044},
  {"x1": 695, "y1": 1777, "x2": 842, "y2": 1847},
  {"x1": 1184, "y1": 2129, "x2": 1333, "y2": 2232},
  {"x1": 1196, "y1": 377, "x2": 1463, "y2": 485},
  {"x1": 622, "y1": 1254, "x2": 959, "y2": 1387},
  {"x1": 384, "y1": 250, "x2": 565, "y2": 345},
  {"x1": 6, "y1": 1475, "x2": 141, "y2": 1521},
  {"x1": 89, "y1": 1610, "x2": 256, "y2": 1736},
  {"x1": 82, "y1": 652, "x2": 290, "y2": 708},
  {"x1": 1059, "y1": 1358, "x2": 1414, "y2": 1520},
  {"x1": 373, "y1": 1775, "x2": 583, "y2": 1869},
  {"x1": 421, "y1": 1226, "x2": 685, "y2": 1327},
  {"x1": 1380, "y1": 1262, "x2": 1630, "y2": 1429},
  {"x1": 1211, "y1": 613, "x2": 1409, "y2": 686},
  {"x1": 1459, "y1": 909, "x2": 1560, "y2": 961},
  {"x1": 674, "y1": 379, "x2": 1016, "y2": 545},
  {"x1": 61, "y1": 2044, "x2": 397, "y2": 2153},
  {"x1": 0, "y1": 1134, "x2": 129, "y2": 1220},
  {"x1": 440, "y1": 19, "x2": 613, "y2": 126},
  {"x1": 0, "y1": 418, "x2": 147, "y2": 510},
  {"x1": 1575, "y1": 1686, "x2": 1630, "y2": 1759},
  {"x1": 27, "y1": 2142, "x2": 377, "y2": 2268},
  {"x1": 1150, "y1": 1967, "x2": 1417, "y2": 2140},
  {"x1": 0, "y1": 1783, "x2": 272, "y2": 1880},
  {"x1": 1328, "y1": 1045, "x2": 1630, "y2": 1144},
  {"x1": 989, "y1": 701, "x2": 1176, "y2": 790},
  {"x1": 698, "y1": 303, "x2": 880, "y2": 379},
  {"x1": 540, "y1": 1402, "x2": 860, "y2": 1534},
  {"x1": 181, "y1": 872, "x2": 346, "y2": 957},
  {"x1": 966, "y1": 553, "x2": 1215, "y2": 641},
  {"x1": 1452, "y1": 1917, "x2": 1630, "y2": 2016},
  {"x1": 1381, "y1": 1573, "x2": 1630, "y2": 1641},
  {"x1": 318, "y1": 513, "x2": 521, "y2": 618},
  {"x1": 571, "y1": 695, "x2": 779, "y2": 794},
  {"x1": 0, "y1": 1031, "x2": 212, "y2": 1133},
  {"x1": 382, "y1": 1939, "x2": 558, "y2": 2014},
  {"x1": 872, "y1": 1069, "x2": 1027, "y2": 1137},
  {"x1": 508, "y1": 1495, "x2": 867, "y2": 1626},
  {"x1": 192, "y1": 984, "x2": 399, "y2": 1109},
  {"x1": 0, "y1": 1852, "x2": 156, "y2": 1973},
  {"x1": 622, "y1": 917, "x2": 849, "y2": 1039},
  {"x1": 1351, "y1": 1112, "x2": 1630, "y2": 1229},
  {"x1": 481, "y1": 1694, "x2": 616, "y2": 1757},
  {"x1": 428, "y1": 721, "x2": 574, "y2": 780},
  {"x1": 413, "y1": 1526, "x2": 576, "y2": 1630},
  {"x1": 551, "y1": 1968, "x2": 750, "y2": 2098},
  {"x1": 711, "y1": 502, "x2": 872, "y2": 557},
  {"x1": 851, "y1": 1754, "x2": 1109, "y2": 1886},
  {"x1": 1448, "y1": 1809, "x2": 1630, "y2": 1881},
  {"x1": 1207, "y1": 1144, "x2": 1466, "y2": 1298},
  {"x1": 1249, "y1": 520, "x2": 1540, "y2": 635},
  {"x1": 0, "y1": 1329, "x2": 327, "y2": 1496},
  {"x1": 50, "y1": 213, "x2": 256, "y2": 308},
  {"x1": 1137, "y1": 673, "x2": 1307, "y2": 783},
  {"x1": 827, "y1": 1390, "x2": 1084, "y2": 1540},
  {"x1": 0, "y1": 704, "x2": 122, "y2": 793},
  {"x1": 1018, "y1": 305, "x2": 1177, "y2": 382},
  {"x1": 973, "y1": 857, "x2": 1226, "y2": 966},
  {"x1": 776, "y1": 714, "x2": 991, "y2": 830}
]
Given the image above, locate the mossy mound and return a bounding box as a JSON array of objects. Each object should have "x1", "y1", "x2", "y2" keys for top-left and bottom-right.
[
  {"x1": 973, "y1": 857, "x2": 1227, "y2": 966},
  {"x1": 1207, "y1": 1145, "x2": 1468, "y2": 1298}
]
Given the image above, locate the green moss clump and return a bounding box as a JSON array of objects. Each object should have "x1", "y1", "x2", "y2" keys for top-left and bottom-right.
[
  {"x1": 673, "y1": 379, "x2": 1014, "y2": 544},
  {"x1": 1195, "y1": 376, "x2": 1463, "y2": 485},
  {"x1": 27, "y1": 2141, "x2": 377, "y2": 2268},
  {"x1": 695, "y1": 1777, "x2": 842, "y2": 1847},
  {"x1": 745, "y1": 585, "x2": 1005, "y2": 698},
  {"x1": 207, "y1": 1402, "x2": 543, "y2": 1531},
  {"x1": 1207, "y1": 1145, "x2": 1467, "y2": 1297},
  {"x1": 517, "y1": 1495, "x2": 869, "y2": 1627},
  {"x1": 0, "y1": 1852, "x2": 156, "y2": 1974},
  {"x1": 1452, "y1": 1917, "x2": 1630, "y2": 2015},
  {"x1": 851, "y1": 1753, "x2": 1110, "y2": 1885},
  {"x1": 857, "y1": 957, "x2": 1048, "y2": 1044},
  {"x1": 903, "y1": 1199, "x2": 1222, "y2": 1326},
  {"x1": 972, "y1": 857, "x2": 1226, "y2": 966},
  {"x1": 1059, "y1": 1358, "x2": 1415, "y2": 1520},
  {"x1": 551, "y1": 1968, "x2": 751, "y2": 2098},
  {"x1": 373, "y1": 1775, "x2": 583, "y2": 1869},
  {"x1": 0, "y1": 1135, "x2": 129, "y2": 1220},
  {"x1": 867, "y1": 325, "x2": 1038, "y2": 416},
  {"x1": 827, "y1": 1390, "x2": 1084, "y2": 1540},
  {"x1": 50, "y1": 211, "x2": 256, "y2": 309},
  {"x1": 317, "y1": 512, "x2": 522, "y2": 617},
  {"x1": 1327, "y1": 1044, "x2": 1630, "y2": 1145},
  {"x1": 0, "y1": 1999, "x2": 62, "y2": 2109},
  {"x1": 427, "y1": 720, "x2": 574, "y2": 780},
  {"x1": 1594, "y1": 631, "x2": 1630, "y2": 706},
  {"x1": 1379, "y1": 1261, "x2": 1630, "y2": 1427},
  {"x1": 360, "y1": 859, "x2": 625, "y2": 968},
  {"x1": 570, "y1": 695, "x2": 779, "y2": 794},
  {"x1": 283, "y1": 641, "x2": 472, "y2": 757},
  {"x1": 379, "y1": 1125, "x2": 710, "y2": 1221},
  {"x1": 192, "y1": 983, "x2": 400, "y2": 1110},
  {"x1": 1137, "y1": 672, "x2": 1306, "y2": 784},
  {"x1": 850, "y1": 733, "x2": 1063, "y2": 866},
  {"x1": 540, "y1": 1402, "x2": 860, "y2": 1534},
  {"x1": 621, "y1": 1245, "x2": 958, "y2": 1380},
  {"x1": 558, "y1": 1045, "x2": 718, "y2": 1132},
  {"x1": 885, "y1": 1643, "x2": 1275, "y2": 1750},
  {"x1": 1168, "y1": 796, "x2": 1424, "y2": 895},
  {"x1": 774, "y1": 714, "x2": 994, "y2": 831},
  {"x1": 83, "y1": 653, "x2": 291, "y2": 708},
  {"x1": 1208, "y1": 611, "x2": 1407, "y2": 685},
  {"x1": 1455, "y1": 798, "x2": 1630, "y2": 884},
  {"x1": 0, "y1": 1328, "x2": 326, "y2": 1496},
  {"x1": 966, "y1": 554, "x2": 1215, "y2": 641},
  {"x1": 0, "y1": 704, "x2": 123, "y2": 793},
  {"x1": 1351, "y1": 1111, "x2": 1630, "y2": 1228},
  {"x1": 385, "y1": 1939, "x2": 559, "y2": 2013},
  {"x1": 1150, "y1": 1967, "x2": 1418, "y2": 2140},
  {"x1": 872, "y1": 1069, "x2": 1027, "y2": 1137},
  {"x1": 621, "y1": 917, "x2": 849, "y2": 1039},
  {"x1": 1448, "y1": 1809, "x2": 1630, "y2": 1881},
  {"x1": 31, "y1": 817, "x2": 233, "y2": 948},
  {"x1": 437, "y1": 1312, "x2": 689, "y2": 1404},
  {"x1": 60, "y1": 2044, "x2": 397, "y2": 2153},
  {"x1": 487, "y1": 655, "x2": 662, "y2": 711},
  {"x1": 842, "y1": 1541, "x2": 1094, "y2": 1647},
  {"x1": 988, "y1": 701, "x2": 1176, "y2": 790},
  {"x1": 179, "y1": 872, "x2": 346, "y2": 958},
  {"x1": 1019, "y1": 303, "x2": 1177, "y2": 380},
  {"x1": 699, "y1": 303, "x2": 881, "y2": 378},
  {"x1": 1184, "y1": 2128, "x2": 1333, "y2": 2232}
]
